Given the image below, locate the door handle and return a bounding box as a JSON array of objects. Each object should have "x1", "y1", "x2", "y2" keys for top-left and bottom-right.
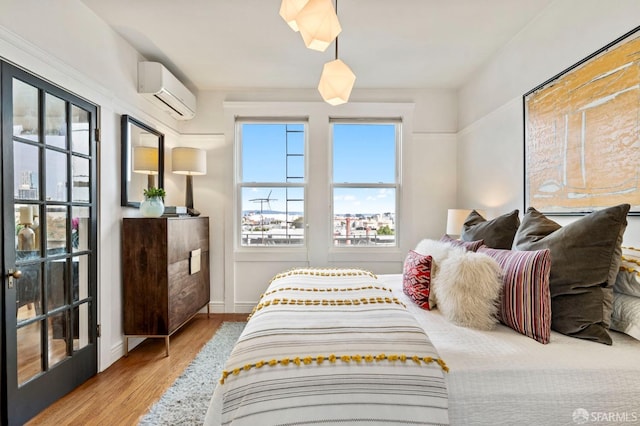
[{"x1": 7, "y1": 268, "x2": 22, "y2": 289}]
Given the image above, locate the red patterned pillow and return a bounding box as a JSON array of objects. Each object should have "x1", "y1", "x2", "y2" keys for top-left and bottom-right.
[
  {"x1": 403, "y1": 250, "x2": 433, "y2": 310},
  {"x1": 478, "y1": 247, "x2": 551, "y2": 344}
]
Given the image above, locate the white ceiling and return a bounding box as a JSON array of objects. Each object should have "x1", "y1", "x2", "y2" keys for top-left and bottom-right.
[{"x1": 80, "y1": 0, "x2": 554, "y2": 92}]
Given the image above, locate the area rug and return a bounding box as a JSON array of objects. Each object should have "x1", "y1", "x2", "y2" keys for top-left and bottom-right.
[{"x1": 139, "y1": 321, "x2": 245, "y2": 426}]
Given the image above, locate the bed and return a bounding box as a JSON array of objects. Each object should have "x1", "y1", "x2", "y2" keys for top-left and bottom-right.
[
  {"x1": 205, "y1": 268, "x2": 449, "y2": 425},
  {"x1": 206, "y1": 205, "x2": 640, "y2": 425},
  {"x1": 205, "y1": 270, "x2": 640, "y2": 426}
]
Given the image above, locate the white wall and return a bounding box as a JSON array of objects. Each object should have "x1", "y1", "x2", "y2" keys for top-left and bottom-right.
[
  {"x1": 457, "y1": 0, "x2": 640, "y2": 243},
  {"x1": 0, "y1": 1, "x2": 459, "y2": 369}
]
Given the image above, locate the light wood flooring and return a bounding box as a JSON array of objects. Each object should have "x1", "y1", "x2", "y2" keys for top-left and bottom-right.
[{"x1": 26, "y1": 313, "x2": 247, "y2": 426}]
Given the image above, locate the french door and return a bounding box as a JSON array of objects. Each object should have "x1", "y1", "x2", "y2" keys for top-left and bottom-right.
[{"x1": 1, "y1": 62, "x2": 98, "y2": 425}]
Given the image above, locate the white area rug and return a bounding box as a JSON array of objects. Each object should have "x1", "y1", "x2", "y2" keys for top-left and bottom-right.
[{"x1": 139, "y1": 321, "x2": 245, "y2": 425}]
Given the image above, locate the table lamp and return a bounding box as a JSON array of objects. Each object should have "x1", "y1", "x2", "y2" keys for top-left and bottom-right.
[{"x1": 172, "y1": 147, "x2": 207, "y2": 216}]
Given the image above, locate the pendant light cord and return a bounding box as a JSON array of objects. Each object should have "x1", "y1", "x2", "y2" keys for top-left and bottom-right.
[{"x1": 335, "y1": 0, "x2": 339, "y2": 60}]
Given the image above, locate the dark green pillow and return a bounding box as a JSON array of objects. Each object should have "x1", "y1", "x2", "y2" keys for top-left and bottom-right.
[
  {"x1": 513, "y1": 204, "x2": 629, "y2": 345},
  {"x1": 461, "y1": 209, "x2": 520, "y2": 249}
]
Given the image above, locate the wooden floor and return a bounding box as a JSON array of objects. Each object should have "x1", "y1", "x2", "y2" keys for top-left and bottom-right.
[{"x1": 26, "y1": 313, "x2": 247, "y2": 426}]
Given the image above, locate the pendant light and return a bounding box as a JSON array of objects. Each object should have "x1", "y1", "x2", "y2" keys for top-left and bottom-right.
[
  {"x1": 317, "y1": 0, "x2": 355, "y2": 105},
  {"x1": 279, "y1": 0, "x2": 309, "y2": 32},
  {"x1": 295, "y1": 0, "x2": 341, "y2": 52}
]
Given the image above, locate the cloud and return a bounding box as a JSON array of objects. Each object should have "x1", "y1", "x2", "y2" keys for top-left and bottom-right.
[{"x1": 377, "y1": 188, "x2": 389, "y2": 198}]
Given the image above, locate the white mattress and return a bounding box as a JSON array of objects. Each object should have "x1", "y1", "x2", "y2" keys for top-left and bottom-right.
[{"x1": 380, "y1": 274, "x2": 640, "y2": 426}]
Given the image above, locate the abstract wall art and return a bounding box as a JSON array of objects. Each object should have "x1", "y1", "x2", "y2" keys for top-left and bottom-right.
[{"x1": 524, "y1": 26, "x2": 640, "y2": 214}]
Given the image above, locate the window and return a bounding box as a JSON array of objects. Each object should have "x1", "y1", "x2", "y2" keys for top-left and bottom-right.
[
  {"x1": 238, "y1": 121, "x2": 306, "y2": 247},
  {"x1": 332, "y1": 121, "x2": 399, "y2": 247}
]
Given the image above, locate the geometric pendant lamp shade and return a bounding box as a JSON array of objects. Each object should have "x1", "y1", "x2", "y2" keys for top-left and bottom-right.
[
  {"x1": 318, "y1": 59, "x2": 356, "y2": 105},
  {"x1": 279, "y1": 0, "x2": 309, "y2": 32},
  {"x1": 295, "y1": 0, "x2": 341, "y2": 52}
]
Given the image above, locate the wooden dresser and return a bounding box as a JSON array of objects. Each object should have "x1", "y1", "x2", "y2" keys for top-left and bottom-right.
[{"x1": 122, "y1": 216, "x2": 210, "y2": 356}]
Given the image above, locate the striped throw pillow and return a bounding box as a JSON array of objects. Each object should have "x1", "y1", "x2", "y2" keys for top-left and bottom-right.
[
  {"x1": 403, "y1": 250, "x2": 433, "y2": 310},
  {"x1": 478, "y1": 247, "x2": 552, "y2": 344}
]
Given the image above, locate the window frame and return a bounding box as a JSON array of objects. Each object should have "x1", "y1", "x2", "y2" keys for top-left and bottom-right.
[
  {"x1": 235, "y1": 118, "x2": 309, "y2": 250},
  {"x1": 330, "y1": 118, "x2": 402, "y2": 249}
]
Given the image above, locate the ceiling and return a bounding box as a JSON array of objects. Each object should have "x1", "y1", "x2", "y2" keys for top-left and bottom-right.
[{"x1": 80, "y1": 0, "x2": 554, "y2": 93}]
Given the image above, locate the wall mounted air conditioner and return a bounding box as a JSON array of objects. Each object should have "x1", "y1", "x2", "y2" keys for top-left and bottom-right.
[{"x1": 137, "y1": 62, "x2": 196, "y2": 120}]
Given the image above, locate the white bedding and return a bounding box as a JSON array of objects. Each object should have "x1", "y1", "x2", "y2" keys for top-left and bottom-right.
[{"x1": 380, "y1": 274, "x2": 640, "y2": 426}]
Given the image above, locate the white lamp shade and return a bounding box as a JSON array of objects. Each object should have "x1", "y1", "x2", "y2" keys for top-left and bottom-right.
[
  {"x1": 296, "y1": 0, "x2": 341, "y2": 52},
  {"x1": 446, "y1": 209, "x2": 472, "y2": 236},
  {"x1": 279, "y1": 0, "x2": 309, "y2": 32},
  {"x1": 172, "y1": 147, "x2": 207, "y2": 175},
  {"x1": 318, "y1": 59, "x2": 356, "y2": 106},
  {"x1": 132, "y1": 146, "x2": 158, "y2": 175}
]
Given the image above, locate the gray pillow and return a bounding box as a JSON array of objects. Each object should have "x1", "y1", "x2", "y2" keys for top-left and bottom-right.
[
  {"x1": 461, "y1": 209, "x2": 520, "y2": 249},
  {"x1": 513, "y1": 204, "x2": 629, "y2": 345}
]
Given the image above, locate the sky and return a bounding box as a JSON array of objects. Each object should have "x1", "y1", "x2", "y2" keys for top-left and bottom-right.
[{"x1": 241, "y1": 123, "x2": 396, "y2": 215}]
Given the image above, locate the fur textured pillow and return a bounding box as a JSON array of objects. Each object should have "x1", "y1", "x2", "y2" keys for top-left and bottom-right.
[
  {"x1": 435, "y1": 250, "x2": 502, "y2": 330},
  {"x1": 414, "y1": 239, "x2": 465, "y2": 309}
]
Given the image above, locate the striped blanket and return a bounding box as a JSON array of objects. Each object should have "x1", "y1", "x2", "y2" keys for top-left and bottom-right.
[{"x1": 211, "y1": 268, "x2": 449, "y2": 425}]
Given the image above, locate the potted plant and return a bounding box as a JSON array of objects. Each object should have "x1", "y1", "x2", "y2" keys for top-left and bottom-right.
[{"x1": 140, "y1": 187, "x2": 166, "y2": 217}]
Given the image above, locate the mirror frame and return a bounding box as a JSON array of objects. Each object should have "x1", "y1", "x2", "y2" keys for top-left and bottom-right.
[{"x1": 120, "y1": 114, "x2": 165, "y2": 207}]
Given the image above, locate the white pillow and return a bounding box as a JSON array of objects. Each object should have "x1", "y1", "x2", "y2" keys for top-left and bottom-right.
[
  {"x1": 434, "y1": 250, "x2": 502, "y2": 330},
  {"x1": 414, "y1": 239, "x2": 465, "y2": 308},
  {"x1": 611, "y1": 292, "x2": 640, "y2": 341}
]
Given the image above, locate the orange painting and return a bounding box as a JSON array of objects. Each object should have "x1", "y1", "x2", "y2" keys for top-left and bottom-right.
[{"x1": 524, "y1": 28, "x2": 640, "y2": 213}]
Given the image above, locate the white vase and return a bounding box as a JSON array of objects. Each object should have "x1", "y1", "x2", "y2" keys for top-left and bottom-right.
[{"x1": 140, "y1": 196, "x2": 164, "y2": 217}]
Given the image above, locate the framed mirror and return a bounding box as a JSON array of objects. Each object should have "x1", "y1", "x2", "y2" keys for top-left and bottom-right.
[{"x1": 120, "y1": 115, "x2": 164, "y2": 207}]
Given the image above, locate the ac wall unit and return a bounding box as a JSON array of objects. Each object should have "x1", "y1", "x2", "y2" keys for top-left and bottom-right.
[{"x1": 137, "y1": 62, "x2": 196, "y2": 120}]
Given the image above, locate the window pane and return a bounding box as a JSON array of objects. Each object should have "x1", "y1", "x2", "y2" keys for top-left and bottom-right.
[
  {"x1": 14, "y1": 141, "x2": 40, "y2": 200},
  {"x1": 72, "y1": 155, "x2": 90, "y2": 202},
  {"x1": 49, "y1": 311, "x2": 69, "y2": 368},
  {"x1": 242, "y1": 123, "x2": 305, "y2": 182},
  {"x1": 47, "y1": 259, "x2": 68, "y2": 312},
  {"x1": 16, "y1": 263, "x2": 42, "y2": 321},
  {"x1": 46, "y1": 149, "x2": 68, "y2": 202},
  {"x1": 241, "y1": 187, "x2": 304, "y2": 246},
  {"x1": 17, "y1": 320, "x2": 43, "y2": 385},
  {"x1": 13, "y1": 78, "x2": 39, "y2": 141},
  {"x1": 15, "y1": 204, "x2": 41, "y2": 257},
  {"x1": 71, "y1": 106, "x2": 90, "y2": 155},
  {"x1": 73, "y1": 302, "x2": 91, "y2": 351},
  {"x1": 72, "y1": 207, "x2": 90, "y2": 252},
  {"x1": 72, "y1": 255, "x2": 89, "y2": 302},
  {"x1": 46, "y1": 206, "x2": 68, "y2": 252},
  {"x1": 333, "y1": 187, "x2": 396, "y2": 247},
  {"x1": 45, "y1": 94, "x2": 66, "y2": 148},
  {"x1": 333, "y1": 123, "x2": 396, "y2": 183}
]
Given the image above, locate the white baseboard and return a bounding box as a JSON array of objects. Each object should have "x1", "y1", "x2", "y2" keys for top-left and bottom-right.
[
  {"x1": 234, "y1": 302, "x2": 255, "y2": 313},
  {"x1": 207, "y1": 301, "x2": 254, "y2": 314}
]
